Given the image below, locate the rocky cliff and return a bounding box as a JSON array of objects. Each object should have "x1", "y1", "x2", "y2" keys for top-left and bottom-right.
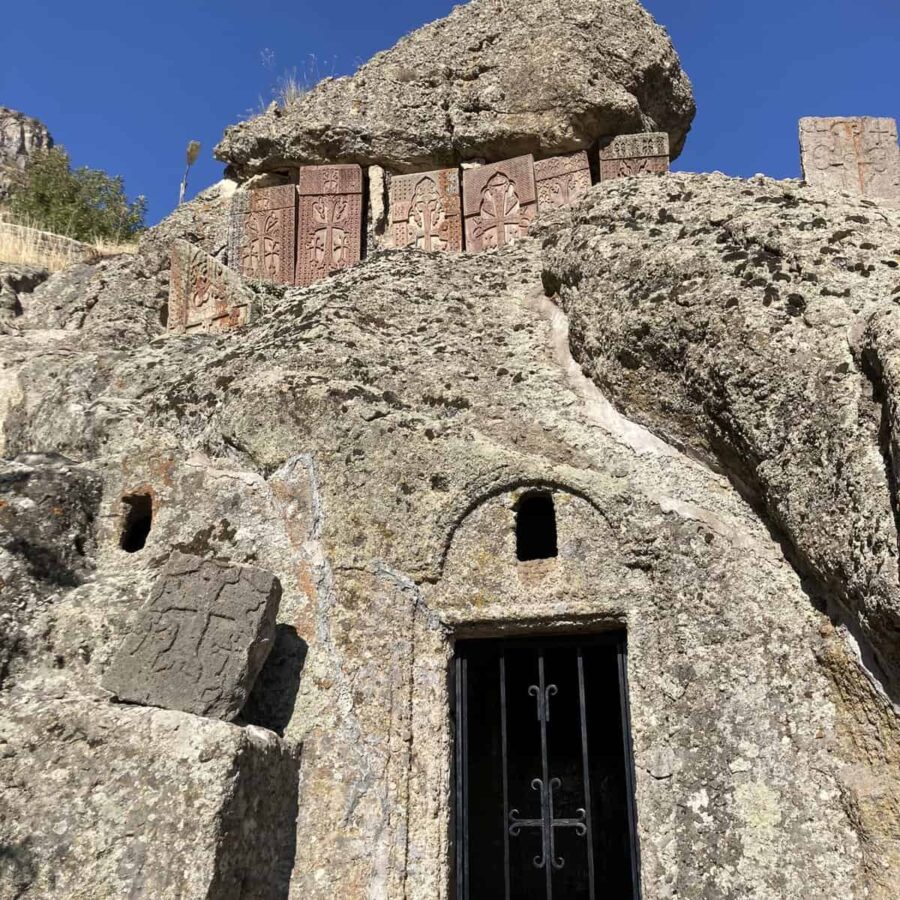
[
  {"x1": 1, "y1": 2, "x2": 898, "y2": 899},
  {"x1": 0, "y1": 108, "x2": 52, "y2": 201}
]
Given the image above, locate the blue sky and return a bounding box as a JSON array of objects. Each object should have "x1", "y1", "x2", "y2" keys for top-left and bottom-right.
[{"x1": 3, "y1": 1, "x2": 898, "y2": 225}]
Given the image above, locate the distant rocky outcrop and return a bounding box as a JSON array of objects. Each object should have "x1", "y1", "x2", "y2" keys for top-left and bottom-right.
[
  {"x1": 0, "y1": 107, "x2": 53, "y2": 201},
  {"x1": 216, "y1": 0, "x2": 695, "y2": 178}
]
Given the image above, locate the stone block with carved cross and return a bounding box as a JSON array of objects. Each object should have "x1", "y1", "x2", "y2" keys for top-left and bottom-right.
[
  {"x1": 296, "y1": 164, "x2": 364, "y2": 286},
  {"x1": 800, "y1": 117, "x2": 900, "y2": 202},
  {"x1": 228, "y1": 185, "x2": 297, "y2": 285},
  {"x1": 390, "y1": 168, "x2": 462, "y2": 252},
  {"x1": 168, "y1": 240, "x2": 259, "y2": 335},
  {"x1": 599, "y1": 133, "x2": 670, "y2": 182},
  {"x1": 103, "y1": 552, "x2": 281, "y2": 720},
  {"x1": 462, "y1": 155, "x2": 537, "y2": 252},
  {"x1": 534, "y1": 151, "x2": 592, "y2": 213}
]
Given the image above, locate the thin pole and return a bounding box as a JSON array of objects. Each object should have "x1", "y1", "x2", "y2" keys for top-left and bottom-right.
[
  {"x1": 537, "y1": 651, "x2": 553, "y2": 900},
  {"x1": 500, "y1": 653, "x2": 511, "y2": 900},
  {"x1": 617, "y1": 641, "x2": 642, "y2": 899},
  {"x1": 577, "y1": 648, "x2": 597, "y2": 900}
]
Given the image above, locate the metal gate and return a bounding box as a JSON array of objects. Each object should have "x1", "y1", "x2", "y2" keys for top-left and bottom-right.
[{"x1": 453, "y1": 635, "x2": 641, "y2": 899}]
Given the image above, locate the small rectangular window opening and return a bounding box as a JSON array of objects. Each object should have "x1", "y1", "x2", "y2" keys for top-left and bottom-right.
[
  {"x1": 120, "y1": 494, "x2": 153, "y2": 553},
  {"x1": 516, "y1": 492, "x2": 558, "y2": 562}
]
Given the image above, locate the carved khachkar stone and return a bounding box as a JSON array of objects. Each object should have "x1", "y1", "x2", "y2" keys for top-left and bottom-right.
[
  {"x1": 229, "y1": 185, "x2": 297, "y2": 285},
  {"x1": 103, "y1": 552, "x2": 281, "y2": 720},
  {"x1": 800, "y1": 117, "x2": 900, "y2": 201},
  {"x1": 534, "y1": 151, "x2": 592, "y2": 213},
  {"x1": 462, "y1": 155, "x2": 537, "y2": 252},
  {"x1": 390, "y1": 169, "x2": 462, "y2": 251},
  {"x1": 296, "y1": 164, "x2": 364, "y2": 286},
  {"x1": 168, "y1": 239, "x2": 258, "y2": 335},
  {"x1": 599, "y1": 133, "x2": 670, "y2": 181}
]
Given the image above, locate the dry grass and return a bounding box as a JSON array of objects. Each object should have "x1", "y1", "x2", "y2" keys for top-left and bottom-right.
[{"x1": 0, "y1": 214, "x2": 136, "y2": 272}]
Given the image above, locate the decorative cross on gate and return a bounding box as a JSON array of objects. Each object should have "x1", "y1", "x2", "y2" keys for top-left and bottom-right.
[
  {"x1": 508, "y1": 660, "x2": 588, "y2": 883},
  {"x1": 509, "y1": 776, "x2": 588, "y2": 871}
]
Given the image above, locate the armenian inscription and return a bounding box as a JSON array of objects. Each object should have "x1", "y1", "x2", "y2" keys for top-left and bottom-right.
[
  {"x1": 800, "y1": 117, "x2": 900, "y2": 201},
  {"x1": 168, "y1": 240, "x2": 258, "y2": 334},
  {"x1": 230, "y1": 185, "x2": 297, "y2": 285},
  {"x1": 534, "y1": 151, "x2": 592, "y2": 212},
  {"x1": 463, "y1": 155, "x2": 537, "y2": 252},
  {"x1": 390, "y1": 169, "x2": 462, "y2": 251},
  {"x1": 102, "y1": 552, "x2": 282, "y2": 720},
  {"x1": 599, "y1": 133, "x2": 670, "y2": 181},
  {"x1": 297, "y1": 164, "x2": 363, "y2": 286}
]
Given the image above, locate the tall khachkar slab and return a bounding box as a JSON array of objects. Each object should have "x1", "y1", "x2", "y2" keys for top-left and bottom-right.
[
  {"x1": 103, "y1": 552, "x2": 282, "y2": 720},
  {"x1": 534, "y1": 151, "x2": 592, "y2": 213},
  {"x1": 800, "y1": 117, "x2": 900, "y2": 201},
  {"x1": 390, "y1": 169, "x2": 462, "y2": 251},
  {"x1": 599, "y1": 133, "x2": 670, "y2": 181},
  {"x1": 229, "y1": 185, "x2": 297, "y2": 285},
  {"x1": 463, "y1": 155, "x2": 537, "y2": 252},
  {"x1": 168, "y1": 239, "x2": 259, "y2": 335},
  {"x1": 296, "y1": 164, "x2": 364, "y2": 286}
]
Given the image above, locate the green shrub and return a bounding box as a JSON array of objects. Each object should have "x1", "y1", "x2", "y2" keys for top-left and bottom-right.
[{"x1": 7, "y1": 146, "x2": 146, "y2": 242}]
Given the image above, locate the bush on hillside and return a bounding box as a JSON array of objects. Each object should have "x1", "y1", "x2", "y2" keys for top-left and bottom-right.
[{"x1": 7, "y1": 146, "x2": 146, "y2": 242}]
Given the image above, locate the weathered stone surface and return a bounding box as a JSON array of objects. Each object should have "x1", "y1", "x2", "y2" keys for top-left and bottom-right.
[
  {"x1": 800, "y1": 116, "x2": 900, "y2": 202},
  {"x1": 215, "y1": 0, "x2": 695, "y2": 178},
  {"x1": 296, "y1": 164, "x2": 363, "y2": 285},
  {"x1": 0, "y1": 264, "x2": 49, "y2": 329},
  {"x1": 168, "y1": 239, "x2": 258, "y2": 334},
  {"x1": 0, "y1": 108, "x2": 52, "y2": 200},
  {"x1": 0, "y1": 692, "x2": 298, "y2": 899},
  {"x1": 534, "y1": 151, "x2": 592, "y2": 212},
  {"x1": 0, "y1": 455, "x2": 101, "y2": 688},
  {"x1": 229, "y1": 184, "x2": 297, "y2": 284},
  {"x1": 3, "y1": 126, "x2": 900, "y2": 900},
  {"x1": 599, "y1": 131, "x2": 670, "y2": 180},
  {"x1": 542, "y1": 171, "x2": 900, "y2": 700},
  {"x1": 389, "y1": 168, "x2": 462, "y2": 251},
  {"x1": 463, "y1": 155, "x2": 536, "y2": 251},
  {"x1": 102, "y1": 552, "x2": 281, "y2": 719}
]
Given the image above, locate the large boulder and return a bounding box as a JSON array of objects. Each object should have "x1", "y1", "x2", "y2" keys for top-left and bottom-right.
[
  {"x1": 0, "y1": 692, "x2": 298, "y2": 899},
  {"x1": 215, "y1": 0, "x2": 695, "y2": 178},
  {"x1": 541, "y1": 171, "x2": 900, "y2": 699}
]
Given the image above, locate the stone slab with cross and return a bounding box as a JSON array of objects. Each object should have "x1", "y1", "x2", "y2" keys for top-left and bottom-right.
[
  {"x1": 800, "y1": 117, "x2": 900, "y2": 202},
  {"x1": 103, "y1": 551, "x2": 281, "y2": 720},
  {"x1": 534, "y1": 151, "x2": 592, "y2": 213},
  {"x1": 599, "y1": 133, "x2": 670, "y2": 182},
  {"x1": 463, "y1": 155, "x2": 537, "y2": 252},
  {"x1": 296, "y1": 164, "x2": 364, "y2": 286},
  {"x1": 168, "y1": 239, "x2": 259, "y2": 335},
  {"x1": 229, "y1": 184, "x2": 297, "y2": 285},
  {"x1": 390, "y1": 168, "x2": 463, "y2": 251}
]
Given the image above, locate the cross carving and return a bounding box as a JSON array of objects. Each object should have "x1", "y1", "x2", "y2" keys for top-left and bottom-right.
[
  {"x1": 408, "y1": 178, "x2": 447, "y2": 251},
  {"x1": 473, "y1": 172, "x2": 533, "y2": 249},
  {"x1": 309, "y1": 197, "x2": 349, "y2": 270}
]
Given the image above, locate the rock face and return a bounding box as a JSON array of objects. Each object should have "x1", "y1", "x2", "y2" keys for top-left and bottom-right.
[
  {"x1": 0, "y1": 108, "x2": 52, "y2": 201},
  {"x1": 215, "y1": 0, "x2": 695, "y2": 178},
  {"x1": 0, "y1": 692, "x2": 298, "y2": 899},
  {"x1": 0, "y1": 170, "x2": 897, "y2": 898},
  {"x1": 542, "y1": 172, "x2": 900, "y2": 699},
  {"x1": 0, "y1": 455, "x2": 101, "y2": 687},
  {"x1": 102, "y1": 552, "x2": 281, "y2": 720}
]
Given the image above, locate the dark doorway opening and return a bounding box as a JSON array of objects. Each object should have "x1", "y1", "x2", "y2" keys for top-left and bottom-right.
[
  {"x1": 453, "y1": 634, "x2": 640, "y2": 899},
  {"x1": 516, "y1": 493, "x2": 558, "y2": 562},
  {"x1": 120, "y1": 494, "x2": 153, "y2": 553}
]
